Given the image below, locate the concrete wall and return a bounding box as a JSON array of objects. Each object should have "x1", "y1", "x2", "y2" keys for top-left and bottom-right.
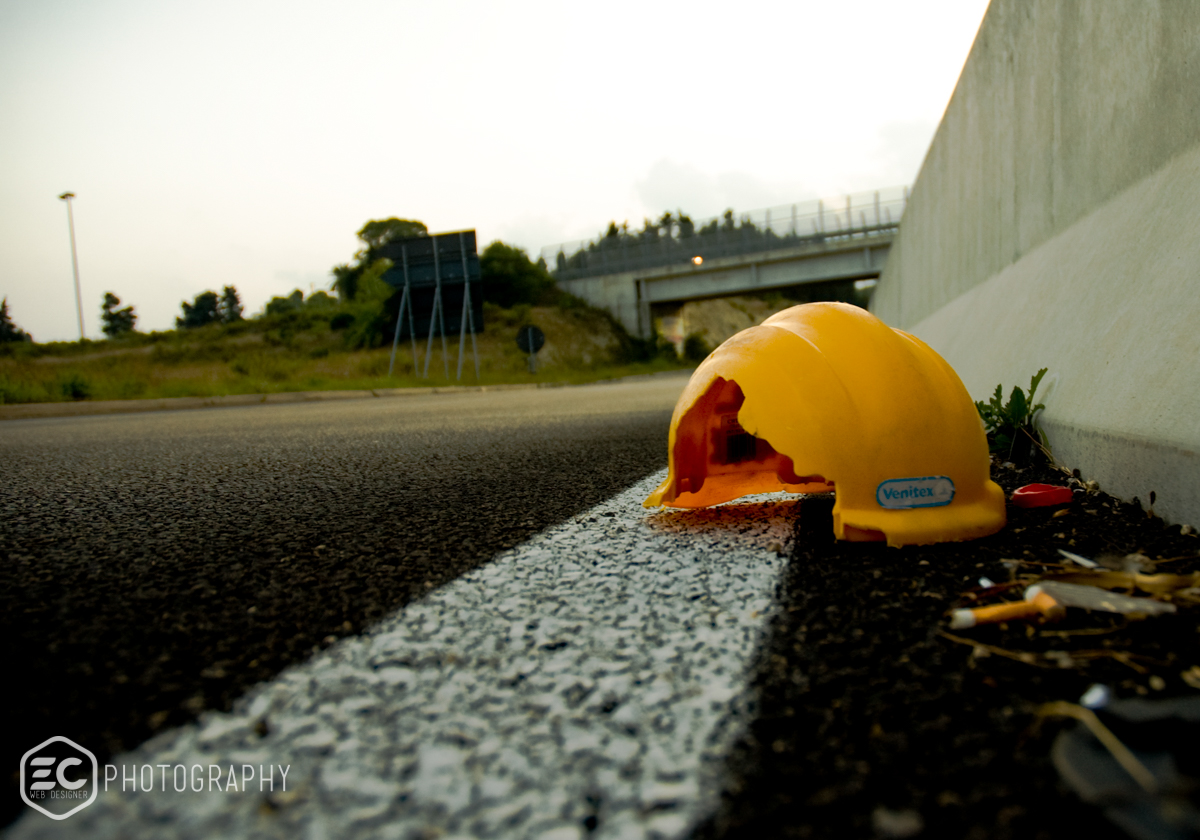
[
  {"x1": 558, "y1": 271, "x2": 643, "y2": 337},
  {"x1": 873, "y1": 0, "x2": 1200, "y2": 528}
]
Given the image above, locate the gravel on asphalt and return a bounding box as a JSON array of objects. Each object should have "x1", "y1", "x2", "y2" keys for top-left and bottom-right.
[
  {"x1": 0, "y1": 380, "x2": 683, "y2": 828},
  {"x1": 7, "y1": 474, "x2": 794, "y2": 839}
]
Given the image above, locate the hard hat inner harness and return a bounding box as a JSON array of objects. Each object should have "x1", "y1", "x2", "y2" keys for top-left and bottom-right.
[{"x1": 672, "y1": 377, "x2": 834, "y2": 501}]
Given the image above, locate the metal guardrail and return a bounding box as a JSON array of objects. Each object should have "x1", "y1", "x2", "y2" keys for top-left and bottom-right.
[{"x1": 543, "y1": 186, "x2": 908, "y2": 281}]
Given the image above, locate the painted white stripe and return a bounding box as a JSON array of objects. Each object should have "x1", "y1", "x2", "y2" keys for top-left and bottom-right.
[{"x1": 10, "y1": 471, "x2": 794, "y2": 840}]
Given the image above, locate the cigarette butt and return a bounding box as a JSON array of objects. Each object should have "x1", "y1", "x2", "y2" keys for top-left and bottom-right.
[{"x1": 948, "y1": 589, "x2": 1064, "y2": 629}]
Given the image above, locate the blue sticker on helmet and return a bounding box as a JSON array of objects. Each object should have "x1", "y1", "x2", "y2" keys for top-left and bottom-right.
[{"x1": 876, "y1": 476, "x2": 955, "y2": 509}]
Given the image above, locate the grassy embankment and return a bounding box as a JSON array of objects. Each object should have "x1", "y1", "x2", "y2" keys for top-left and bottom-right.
[{"x1": 0, "y1": 302, "x2": 689, "y2": 405}]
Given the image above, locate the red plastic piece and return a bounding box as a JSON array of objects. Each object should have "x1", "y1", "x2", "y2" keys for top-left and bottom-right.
[{"x1": 1011, "y1": 483, "x2": 1074, "y2": 508}]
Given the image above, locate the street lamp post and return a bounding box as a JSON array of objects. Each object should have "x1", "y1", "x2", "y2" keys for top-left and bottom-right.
[{"x1": 58, "y1": 192, "x2": 84, "y2": 340}]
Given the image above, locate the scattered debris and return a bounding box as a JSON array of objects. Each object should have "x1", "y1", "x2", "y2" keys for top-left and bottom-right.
[
  {"x1": 1030, "y1": 581, "x2": 1176, "y2": 617},
  {"x1": 1040, "y1": 700, "x2": 1159, "y2": 793},
  {"x1": 705, "y1": 457, "x2": 1200, "y2": 840},
  {"x1": 1080, "y1": 683, "x2": 1111, "y2": 709},
  {"x1": 950, "y1": 547, "x2": 1197, "y2": 632},
  {"x1": 937, "y1": 631, "x2": 1162, "y2": 673},
  {"x1": 1045, "y1": 693, "x2": 1200, "y2": 840},
  {"x1": 1097, "y1": 552, "x2": 1157, "y2": 573},
  {"x1": 949, "y1": 585, "x2": 1064, "y2": 629},
  {"x1": 1012, "y1": 483, "x2": 1074, "y2": 508},
  {"x1": 949, "y1": 579, "x2": 1176, "y2": 630},
  {"x1": 1059, "y1": 549, "x2": 1099, "y2": 569}
]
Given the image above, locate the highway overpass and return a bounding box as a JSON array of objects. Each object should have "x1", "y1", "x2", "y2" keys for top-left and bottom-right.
[{"x1": 543, "y1": 187, "x2": 907, "y2": 338}]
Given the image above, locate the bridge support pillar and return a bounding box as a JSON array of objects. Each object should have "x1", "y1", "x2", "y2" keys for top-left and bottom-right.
[{"x1": 637, "y1": 279, "x2": 652, "y2": 340}]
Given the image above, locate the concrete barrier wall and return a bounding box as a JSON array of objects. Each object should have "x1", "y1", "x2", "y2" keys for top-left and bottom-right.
[
  {"x1": 873, "y1": 0, "x2": 1200, "y2": 528},
  {"x1": 559, "y1": 271, "x2": 643, "y2": 336}
]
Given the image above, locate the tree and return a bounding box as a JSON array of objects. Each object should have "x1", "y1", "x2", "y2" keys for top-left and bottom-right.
[
  {"x1": 0, "y1": 298, "x2": 31, "y2": 343},
  {"x1": 100, "y1": 292, "x2": 137, "y2": 337},
  {"x1": 331, "y1": 217, "x2": 427, "y2": 301},
  {"x1": 331, "y1": 263, "x2": 361, "y2": 302},
  {"x1": 306, "y1": 290, "x2": 337, "y2": 309},
  {"x1": 356, "y1": 218, "x2": 428, "y2": 257},
  {"x1": 176, "y1": 291, "x2": 220, "y2": 328},
  {"x1": 658, "y1": 210, "x2": 675, "y2": 237},
  {"x1": 677, "y1": 211, "x2": 695, "y2": 239},
  {"x1": 639, "y1": 217, "x2": 659, "y2": 244},
  {"x1": 265, "y1": 289, "x2": 304, "y2": 315},
  {"x1": 480, "y1": 241, "x2": 557, "y2": 308},
  {"x1": 218, "y1": 286, "x2": 243, "y2": 323}
]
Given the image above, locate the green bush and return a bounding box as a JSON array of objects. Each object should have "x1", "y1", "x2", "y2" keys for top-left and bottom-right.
[
  {"x1": 976, "y1": 368, "x2": 1049, "y2": 465},
  {"x1": 0, "y1": 377, "x2": 42, "y2": 404},
  {"x1": 265, "y1": 290, "x2": 305, "y2": 315},
  {"x1": 58, "y1": 372, "x2": 91, "y2": 400},
  {"x1": 306, "y1": 291, "x2": 337, "y2": 309},
  {"x1": 342, "y1": 307, "x2": 390, "y2": 349},
  {"x1": 480, "y1": 241, "x2": 557, "y2": 307},
  {"x1": 177, "y1": 291, "x2": 221, "y2": 328}
]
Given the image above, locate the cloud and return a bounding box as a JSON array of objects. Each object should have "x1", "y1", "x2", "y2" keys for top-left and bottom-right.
[
  {"x1": 490, "y1": 215, "x2": 583, "y2": 261},
  {"x1": 633, "y1": 160, "x2": 816, "y2": 222}
]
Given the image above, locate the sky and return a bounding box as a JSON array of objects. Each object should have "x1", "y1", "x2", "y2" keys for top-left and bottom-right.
[{"x1": 1, "y1": 0, "x2": 991, "y2": 342}]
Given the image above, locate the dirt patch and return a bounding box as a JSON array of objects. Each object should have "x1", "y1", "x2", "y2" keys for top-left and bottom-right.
[
  {"x1": 657, "y1": 297, "x2": 794, "y2": 354},
  {"x1": 698, "y1": 459, "x2": 1199, "y2": 840}
]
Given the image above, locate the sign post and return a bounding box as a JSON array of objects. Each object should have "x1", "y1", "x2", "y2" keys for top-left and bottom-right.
[
  {"x1": 387, "y1": 244, "x2": 419, "y2": 378},
  {"x1": 456, "y1": 231, "x2": 480, "y2": 381},
  {"x1": 423, "y1": 242, "x2": 449, "y2": 379},
  {"x1": 516, "y1": 325, "x2": 545, "y2": 374}
]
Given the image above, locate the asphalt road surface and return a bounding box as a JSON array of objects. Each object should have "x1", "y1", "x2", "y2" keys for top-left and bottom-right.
[{"x1": 0, "y1": 377, "x2": 688, "y2": 829}]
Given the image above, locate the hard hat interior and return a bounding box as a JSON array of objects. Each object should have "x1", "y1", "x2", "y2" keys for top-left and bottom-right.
[{"x1": 669, "y1": 377, "x2": 835, "y2": 507}]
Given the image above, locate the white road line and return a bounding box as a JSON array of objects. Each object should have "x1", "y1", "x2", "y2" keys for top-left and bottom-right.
[{"x1": 10, "y1": 471, "x2": 795, "y2": 840}]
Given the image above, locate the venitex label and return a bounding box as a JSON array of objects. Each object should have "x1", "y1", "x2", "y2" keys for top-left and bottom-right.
[{"x1": 876, "y1": 476, "x2": 955, "y2": 509}]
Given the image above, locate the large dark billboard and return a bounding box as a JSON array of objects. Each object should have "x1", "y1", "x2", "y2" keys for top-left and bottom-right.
[{"x1": 377, "y1": 230, "x2": 483, "y2": 339}]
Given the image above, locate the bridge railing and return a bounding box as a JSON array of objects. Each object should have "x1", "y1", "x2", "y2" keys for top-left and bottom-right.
[{"x1": 543, "y1": 186, "x2": 909, "y2": 281}]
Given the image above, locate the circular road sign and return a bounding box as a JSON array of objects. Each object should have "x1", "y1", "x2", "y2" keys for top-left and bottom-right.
[{"x1": 516, "y1": 325, "x2": 545, "y2": 354}]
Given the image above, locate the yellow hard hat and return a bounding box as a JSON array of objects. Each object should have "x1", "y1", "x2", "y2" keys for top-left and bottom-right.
[{"x1": 644, "y1": 302, "x2": 1006, "y2": 547}]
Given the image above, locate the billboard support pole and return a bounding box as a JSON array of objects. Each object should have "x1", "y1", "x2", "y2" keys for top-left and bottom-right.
[
  {"x1": 424, "y1": 240, "x2": 450, "y2": 379},
  {"x1": 387, "y1": 245, "x2": 418, "y2": 378},
  {"x1": 404, "y1": 245, "x2": 418, "y2": 372},
  {"x1": 396, "y1": 280, "x2": 415, "y2": 376},
  {"x1": 456, "y1": 231, "x2": 480, "y2": 381},
  {"x1": 436, "y1": 243, "x2": 449, "y2": 378},
  {"x1": 422, "y1": 251, "x2": 438, "y2": 378}
]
